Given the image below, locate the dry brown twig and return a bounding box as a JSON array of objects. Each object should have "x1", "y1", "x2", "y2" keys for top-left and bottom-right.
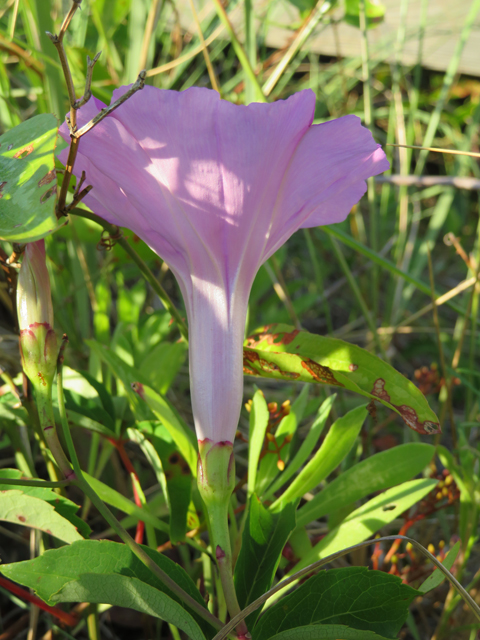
[{"x1": 46, "y1": 0, "x2": 145, "y2": 217}]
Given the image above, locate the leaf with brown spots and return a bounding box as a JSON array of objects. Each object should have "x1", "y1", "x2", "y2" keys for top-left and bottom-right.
[
  {"x1": 0, "y1": 490, "x2": 83, "y2": 543},
  {"x1": 0, "y1": 468, "x2": 90, "y2": 538},
  {"x1": 0, "y1": 114, "x2": 64, "y2": 243},
  {"x1": 244, "y1": 324, "x2": 440, "y2": 435}
]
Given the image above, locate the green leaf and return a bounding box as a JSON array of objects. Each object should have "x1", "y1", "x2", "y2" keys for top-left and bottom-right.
[
  {"x1": 54, "y1": 406, "x2": 114, "y2": 437},
  {"x1": 130, "y1": 423, "x2": 192, "y2": 543},
  {"x1": 234, "y1": 496, "x2": 296, "y2": 627},
  {"x1": 244, "y1": 324, "x2": 440, "y2": 436},
  {"x1": 257, "y1": 386, "x2": 310, "y2": 496},
  {"x1": 272, "y1": 404, "x2": 367, "y2": 509},
  {"x1": 265, "y1": 395, "x2": 335, "y2": 501},
  {"x1": 75, "y1": 370, "x2": 116, "y2": 423},
  {"x1": 284, "y1": 0, "x2": 317, "y2": 18},
  {"x1": 290, "y1": 480, "x2": 438, "y2": 577},
  {"x1": 0, "y1": 539, "x2": 215, "y2": 639},
  {"x1": 140, "y1": 341, "x2": 187, "y2": 394},
  {"x1": 0, "y1": 469, "x2": 90, "y2": 538},
  {"x1": 87, "y1": 339, "x2": 197, "y2": 475},
  {"x1": 296, "y1": 443, "x2": 435, "y2": 529},
  {"x1": 248, "y1": 390, "x2": 270, "y2": 496},
  {"x1": 419, "y1": 541, "x2": 461, "y2": 594},
  {"x1": 81, "y1": 472, "x2": 169, "y2": 534},
  {"x1": 0, "y1": 114, "x2": 63, "y2": 242},
  {"x1": 133, "y1": 383, "x2": 198, "y2": 477},
  {"x1": 0, "y1": 490, "x2": 83, "y2": 543},
  {"x1": 85, "y1": 338, "x2": 153, "y2": 421},
  {"x1": 62, "y1": 385, "x2": 115, "y2": 433},
  {"x1": 253, "y1": 568, "x2": 417, "y2": 640},
  {"x1": 344, "y1": 0, "x2": 386, "y2": 28},
  {"x1": 269, "y1": 625, "x2": 393, "y2": 640},
  {"x1": 54, "y1": 574, "x2": 205, "y2": 640}
]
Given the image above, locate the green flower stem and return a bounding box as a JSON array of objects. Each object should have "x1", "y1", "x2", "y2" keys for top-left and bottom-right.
[
  {"x1": 55, "y1": 358, "x2": 223, "y2": 632},
  {"x1": 36, "y1": 387, "x2": 75, "y2": 480},
  {"x1": 21, "y1": 392, "x2": 62, "y2": 484},
  {"x1": 197, "y1": 440, "x2": 249, "y2": 637},
  {"x1": 208, "y1": 502, "x2": 249, "y2": 638},
  {"x1": 70, "y1": 207, "x2": 189, "y2": 343}
]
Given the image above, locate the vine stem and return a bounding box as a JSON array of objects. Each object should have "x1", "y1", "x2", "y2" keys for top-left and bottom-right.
[
  {"x1": 35, "y1": 386, "x2": 75, "y2": 481},
  {"x1": 208, "y1": 502, "x2": 249, "y2": 639},
  {"x1": 70, "y1": 206, "x2": 188, "y2": 343},
  {"x1": 55, "y1": 349, "x2": 222, "y2": 632}
]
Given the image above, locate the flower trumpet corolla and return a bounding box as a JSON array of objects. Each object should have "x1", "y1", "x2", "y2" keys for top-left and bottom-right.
[{"x1": 60, "y1": 87, "x2": 389, "y2": 448}]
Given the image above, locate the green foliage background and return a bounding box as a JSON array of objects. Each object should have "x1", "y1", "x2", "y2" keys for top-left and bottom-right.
[{"x1": 1, "y1": 0, "x2": 480, "y2": 639}]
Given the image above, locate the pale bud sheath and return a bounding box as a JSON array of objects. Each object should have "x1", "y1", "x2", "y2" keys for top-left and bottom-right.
[
  {"x1": 17, "y1": 241, "x2": 54, "y2": 331},
  {"x1": 17, "y1": 241, "x2": 59, "y2": 390}
]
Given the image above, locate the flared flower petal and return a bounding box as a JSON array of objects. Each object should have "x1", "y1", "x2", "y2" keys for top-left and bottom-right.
[{"x1": 59, "y1": 86, "x2": 388, "y2": 444}]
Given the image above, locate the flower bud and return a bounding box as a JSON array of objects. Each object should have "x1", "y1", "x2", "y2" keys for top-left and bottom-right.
[{"x1": 17, "y1": 241, "x2": 59, "y2": 391}]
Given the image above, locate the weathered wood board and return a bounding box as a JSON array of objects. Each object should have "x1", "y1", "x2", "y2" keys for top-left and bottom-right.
[{"x1": 175, "y1": 0, "x2": 480, "y2": 77}]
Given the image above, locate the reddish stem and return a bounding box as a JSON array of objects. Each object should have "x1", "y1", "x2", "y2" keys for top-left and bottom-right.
[
  {"x1": 108, "y1": 437, "x2": 145, "y2": 544},
  {"x1": 0, "y1": 576, "x2": 78, "y2": 626}
]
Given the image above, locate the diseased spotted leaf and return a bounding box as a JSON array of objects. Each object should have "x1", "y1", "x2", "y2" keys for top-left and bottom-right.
[
  {"x1": 0, "y1": 490, "x2": 83, "y2": 543},
  {"x1": 244, "y1": 324, "x2": 440, "y2": 435},
  {"x1": 0, "y1": 115, "x2": 64, "y2": 242},
  {"x1": 0, "y1": 469, "x2": 90, "y2": 538}
]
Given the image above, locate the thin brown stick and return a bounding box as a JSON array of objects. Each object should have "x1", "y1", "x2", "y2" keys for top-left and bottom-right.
[
  {"x1": 56, "y1": 70, "x2": 145, "y2": 215},
  {"x1": 147, "y1": 24, "x2": 224, "y2": 77},
  {"x1": 0, "y1": 34, "x2": 44, "y2": 77},
  {"x1": 74, "y1": 51, "x2": 102, "y2": 109},
  {"x1": 262, "y1": 0, "x2": 330, "y2": 96},
  {"x1": 138, "y1": 0, "x2": 162, "y2": 72},
  {"x1": 375, "y1": 175, "x2": 480, "y2": 190},
  {"x1": 388, "y1": 143, "x2": 480, "y2": 159},
  {"x1": 187, "y1": 0, "x2": 220, "y2": 92},
  {"x1": 444, "y1": 233, "x2": 472, "y2": 269},
  {"x1": 66, "y1": 185, "x2": 93, "y2": 211},
  {"x1": 46, "y1": 0, "x2": 82, "y2": 130},
  {"x1": 75, "y1": 70, "x2": 146, "y2": 138},
  {"x1": 57, "y1": 135, "x2": 80, "y2": 214},
  {"x1": 396, "y1": 277, "x2": 476, "y2": 329}
]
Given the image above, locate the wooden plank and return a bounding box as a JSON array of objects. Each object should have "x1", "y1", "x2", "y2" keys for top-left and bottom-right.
[{"x1": 175, "y1": 0, "x2": 480, "y2": 77}]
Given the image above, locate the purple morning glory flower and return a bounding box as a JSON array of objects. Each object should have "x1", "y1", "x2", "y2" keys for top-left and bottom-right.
[{"x1": 59, "y1": 86, "x2": 389, "y2": 446}]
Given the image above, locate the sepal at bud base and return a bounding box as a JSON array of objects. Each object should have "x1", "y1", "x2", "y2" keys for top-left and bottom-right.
[
  {"x1": 19, "y1": 322, "x2": 59, "y2": 392},
  {"x1": 197, "y1": 438, "x2": 235, "y2": 507}
]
